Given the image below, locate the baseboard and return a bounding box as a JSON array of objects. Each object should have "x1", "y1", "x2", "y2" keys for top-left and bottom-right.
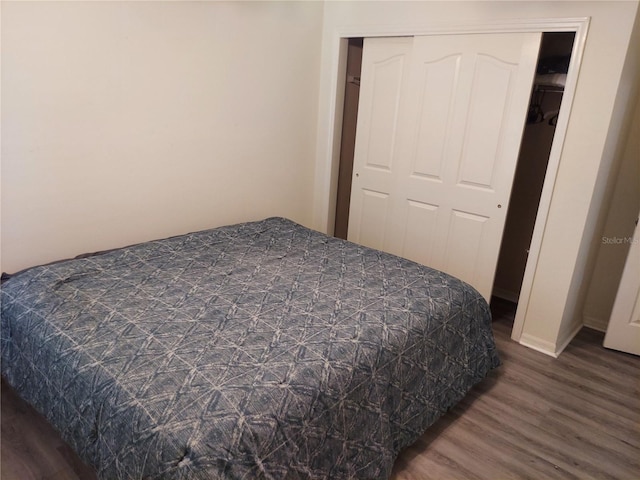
[
  {"x1": 554, "y1": 321, "x2": 584, "y2": 356},
  {"x1": 582, "y1": 314, "x2": 609, "y2": 333},
  {"x1": 520, "y1": 321, "x2": 585, "y2": 358},
  {"x1": 492, "y1": 287, "x2": 519, "y2": 304},
  {"x1": 519, "y1": 333, "x2": 558, "y2": 358}
]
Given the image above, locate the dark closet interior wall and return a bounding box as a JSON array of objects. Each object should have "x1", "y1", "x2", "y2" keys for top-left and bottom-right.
[
  {"x1": 334, "y1": 38, "x2": 363, "y2": 240},
  {"x1": 493, "y1": 32, "x2": 575, "y2": 302}
]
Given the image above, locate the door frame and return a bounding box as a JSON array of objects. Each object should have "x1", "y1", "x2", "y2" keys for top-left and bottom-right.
[{"x1": 319, "y1": 17, "x2": 590, "y2": 346}]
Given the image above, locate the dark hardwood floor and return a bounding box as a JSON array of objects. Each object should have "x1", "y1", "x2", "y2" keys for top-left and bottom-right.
[{"x1": 2, "y1": 299, "x2": 639, "y2": 479}]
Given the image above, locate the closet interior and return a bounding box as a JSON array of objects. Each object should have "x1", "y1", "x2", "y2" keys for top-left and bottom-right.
[
  {"x1": 334, "y1": 38, "x2": 363, "y2": 240},
  {"x1": 492, "y1": 32, "x2": 575, "y2": 303}
]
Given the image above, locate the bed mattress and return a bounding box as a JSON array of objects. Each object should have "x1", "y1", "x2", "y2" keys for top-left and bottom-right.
[{"x1": 1, "y1": 217, "x2": 500, "y2": 479}]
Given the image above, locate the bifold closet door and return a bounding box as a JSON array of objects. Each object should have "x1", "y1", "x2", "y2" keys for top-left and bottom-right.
[{"x1": 348, "y1": 33, "x2": 541, "y2": 300}]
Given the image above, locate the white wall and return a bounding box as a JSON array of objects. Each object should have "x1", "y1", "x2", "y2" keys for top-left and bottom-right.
[
  {"x1": 583, "y1": 86, "x2": 640, "y2": 331},
  {"x1": 557, "y1": 3, "x2": 640, "y2": 345},
  {"x1": 3, "y1": 0, "x2": 639, "y2": 357},
  {"x1": 1, "y1": 1, "x2": 323, "y2": 273},
  {"x1": 313, "y1": 1, "x2": 640, "y2": 355}
]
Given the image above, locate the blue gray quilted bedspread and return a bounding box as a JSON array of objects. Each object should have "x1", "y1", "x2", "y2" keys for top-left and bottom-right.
[{"x1": 1, "y1": 217, "x2": 499, "y2": 479}]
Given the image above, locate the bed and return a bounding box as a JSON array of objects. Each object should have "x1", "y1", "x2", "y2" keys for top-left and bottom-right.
[{"x1": 1, "y1": 217, "x2": 500, "y2": 479}]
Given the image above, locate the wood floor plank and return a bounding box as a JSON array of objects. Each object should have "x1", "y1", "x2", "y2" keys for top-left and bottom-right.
[
  {"x1": 431, "y1": 402, "x2": 570, "y2": 480},
  {"x1": 455, "y1": 393, "x2": 628, "y2": 480},
  {"x1": 500, "y1": 360, "x2": 640, "y2": 439},
  {"x1": 450, "y1": 385, "x2": 594, "y2": 478},
  {"x1": 2, "y1": 299, "x2": 639, "y2": 479},
  {"x1": 542, "y1": 407, "x2": 640, "y2": 470}
]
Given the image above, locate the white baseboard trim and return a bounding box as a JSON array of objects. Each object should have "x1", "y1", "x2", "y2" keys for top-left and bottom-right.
[
  {"x1": 520, "y1": 322, "x2": 585, "y2": 358},
  {"x1": 520, "y1": 323, "x2": 584, "y2": 358},
  {"x1": 554, "y1": 321, "x2": 584, "y2": 356},
  {"x1": 582, "y1": 314, "x2": 609, "y2": 332},
  {"x1": 492, "y1": 287, "x2": 519, "y2": 303},
  {"x1": 519, "y1": 333, "x2": 558, "y2": 358}
]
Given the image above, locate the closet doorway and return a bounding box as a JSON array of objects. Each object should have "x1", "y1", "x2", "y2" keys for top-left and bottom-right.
[
  {"x1": 333, "y1": 31, "x2": 575, "y2": 312},
  {"x1": 493, "y1": 32, "x2": 575, "y2": 305}
]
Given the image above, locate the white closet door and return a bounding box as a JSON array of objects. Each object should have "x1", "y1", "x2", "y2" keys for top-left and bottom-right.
[
  {"x1": 604, "y1": 222, "x2": 640, "y2": 356},
  {"x1": 346, "y1": 37, "x2": 413, "y2": 252},
  {"x1": 348, "y1": 33, "x2": 541, "y2": 300}
]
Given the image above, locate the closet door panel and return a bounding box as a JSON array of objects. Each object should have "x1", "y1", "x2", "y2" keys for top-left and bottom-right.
[
  {"x1": 457, "y1": 54, "x2": 516, "y2": 189},
  {"x1": 405, "y1": 33, "x2": 541, "y2": 300},
  {"x1": 402, "y1": 200, "x2": 439, "y2": 266},
  {"x1": 348, "y1": 37, "x2": 413, "y2": 253},
  {"x1": 353, "y1": 189, "x2": 390, "y2": 251},
  {"x1": 349, "y1": 33, "x2": 541, "y2": 300},
  {"x1": 442, "y1": 210, "x2": 490, "y2": 288},
  {"x1": 411, "y1": 54, "x2": 461, "y2": 180},
  {"x1": 365, "y1": 56, "x2": 405, "y2": 170}
]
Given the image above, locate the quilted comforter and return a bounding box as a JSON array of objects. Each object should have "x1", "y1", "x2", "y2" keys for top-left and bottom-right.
[{"x1": 1, "y1": 217, "x2": 499, "y2": 479}]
